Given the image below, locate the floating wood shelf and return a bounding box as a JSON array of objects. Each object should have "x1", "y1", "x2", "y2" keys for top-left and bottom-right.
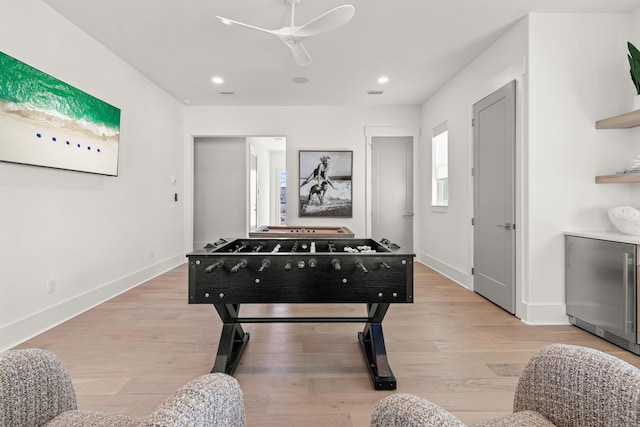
[
  {"x1": 596, "y1": 174, "x2": 640, "y2": 184},
  {"x1": 595, "y1": 109, "x2": 640, "y2": 183},
  {"x1": 596, "y1": 109, "x2": 640, "y2": 129}
]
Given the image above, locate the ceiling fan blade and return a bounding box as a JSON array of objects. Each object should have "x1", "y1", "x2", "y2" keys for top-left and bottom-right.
[
  {"x1": 215, "y1": 16, "x2": 276, "y2": 35},
  {"x1": 286, "y1": 42, "x2": 312, "y2": 66},
  {"x1": 294, "y1": 5, "x2": 355, "y2": 38}
]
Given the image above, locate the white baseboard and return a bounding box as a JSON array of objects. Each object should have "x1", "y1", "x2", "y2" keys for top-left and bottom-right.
[
  {"x1": 419, "y1": 252, "x2": 471, "y2": 289},
  {"x1": 419, "y1": 253, "x2": 570, "y2": 325},
  {"x1": 518, "y1": 303, "x2": 570, "y2": 325},
  {"x1": 0, "y1": 254, "x2": 185, "y2": 351}
]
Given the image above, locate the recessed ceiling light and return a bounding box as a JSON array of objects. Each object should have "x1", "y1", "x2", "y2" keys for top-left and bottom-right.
[
  {"x1": 212, "y1": 77, "x2": 224, "y2": 84},
  {"x1": 377, "y1": 76, "x2": 389, "y2": 84},
  {"x1": 292, "y1": 76, "x2": 309, "y2": 84}
]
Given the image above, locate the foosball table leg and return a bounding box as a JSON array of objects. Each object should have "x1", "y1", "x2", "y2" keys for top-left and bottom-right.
[
  {"x1": 212, "y1": 323, "x2": 250, "y2": 375},
  {"x1": 358, "y1": 322, "x2": 396, "y2": 390}
]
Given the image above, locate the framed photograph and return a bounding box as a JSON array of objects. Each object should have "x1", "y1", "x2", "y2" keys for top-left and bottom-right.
[
  {"x1": 299, "y1": 150, "x2": 352, "y2": 217},
  {"x1": 0, "y1": 51, "x2": 121, "y2": 176}
]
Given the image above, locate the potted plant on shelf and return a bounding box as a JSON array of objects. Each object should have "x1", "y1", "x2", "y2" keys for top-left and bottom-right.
[{"x1": 629, "y1": 41, "x2": 640, "y2": 110}]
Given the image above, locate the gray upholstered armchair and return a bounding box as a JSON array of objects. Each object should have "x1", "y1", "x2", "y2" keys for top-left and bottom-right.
[
  {"x1": 371, "y1": 343, "x2": 640, "y2": 427},
  {"x1": 0, "y1": 348, "x2": 246, "y2": 427}
]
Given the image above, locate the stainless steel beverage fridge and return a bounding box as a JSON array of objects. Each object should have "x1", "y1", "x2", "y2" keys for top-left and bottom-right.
[{"x1": 565, "y1": 235, "x2": 639, "y2": 355}]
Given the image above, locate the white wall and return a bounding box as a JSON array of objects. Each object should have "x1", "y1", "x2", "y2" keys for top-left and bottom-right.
[
  {"x1": 0, "y1": 0, "x2": 185, "y2": 350},
  {"x1": 526, "y1": 13, "x2": 631, "y2": 323},
  {"x1": 183, "y1": 106, "x2": 421, "y2": 250},
  {"x1": 628, "y1": 9, "x2": 640, "y2": 202},
  {"x1": 420, "y1": 12, "x2": 636, "y2": 324}
]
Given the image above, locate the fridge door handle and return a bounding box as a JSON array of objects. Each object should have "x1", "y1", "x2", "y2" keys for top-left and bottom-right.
[{"x1": 623, "y1": 252, "x2": 632, "y2": 334}]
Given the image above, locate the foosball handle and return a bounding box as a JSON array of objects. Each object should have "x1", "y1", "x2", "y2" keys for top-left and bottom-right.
[
  {"x1": 231, "y1": 259, "x2": 248, "y2": 273},
  {"x1": 258, "y1": 258, "x2": 271, "y2": 272},
  {"x1": 204, "y1": 259, "x2": 224, "y2": 273}
]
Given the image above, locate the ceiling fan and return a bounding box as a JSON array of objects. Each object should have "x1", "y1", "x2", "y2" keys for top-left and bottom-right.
[{"x1": 215, "y1": 0, "x2": 355, "y2": 66}]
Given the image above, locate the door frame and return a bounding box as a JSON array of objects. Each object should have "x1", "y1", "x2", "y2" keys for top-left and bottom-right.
[{"x1": 365, "y1": 126, "x2": 420, "y2": 254}]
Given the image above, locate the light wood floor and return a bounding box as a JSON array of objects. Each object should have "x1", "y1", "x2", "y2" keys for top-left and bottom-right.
[{"x1": 15, "y1": 262, "x2": 640, "y2": 426}]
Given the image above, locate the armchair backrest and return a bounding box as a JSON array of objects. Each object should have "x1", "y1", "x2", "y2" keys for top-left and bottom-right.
[
  {"x1": 513, "y1": 343, "x2": 640, "y2": 426},
  {"x1": 0, "y1": 348, "x2": 78, "y2": 426}
]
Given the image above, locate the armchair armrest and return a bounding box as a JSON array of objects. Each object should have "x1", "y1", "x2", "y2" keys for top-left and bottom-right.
[
  {"x1": 143, "y1": 373, "x2": 246, "y2": 427},
  {"x1": 371, "y1": 393, "x2": 466, "y2": 427}
]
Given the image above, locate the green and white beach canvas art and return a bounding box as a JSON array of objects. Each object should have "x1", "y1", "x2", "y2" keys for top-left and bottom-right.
[{"x1": 0, "y1": 51, "x2": 120, "y2": 176}]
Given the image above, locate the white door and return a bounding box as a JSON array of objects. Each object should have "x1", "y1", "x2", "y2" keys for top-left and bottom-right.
[
  {"x1": 473, "y1": 81, "x2": 516, "y2": 313},
  {"x1": 371, "y1": 136, "x2": 413, "y2": 251}
]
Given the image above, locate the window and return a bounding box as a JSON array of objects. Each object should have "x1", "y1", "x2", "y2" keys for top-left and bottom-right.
[{"x1": 432, "y1": 123, "x2": 448, "y2": 207}]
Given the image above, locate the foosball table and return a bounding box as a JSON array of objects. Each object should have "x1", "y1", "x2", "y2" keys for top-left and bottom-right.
[{"x1": 187, "y1": 237, "x2": 414, "y2": 390}]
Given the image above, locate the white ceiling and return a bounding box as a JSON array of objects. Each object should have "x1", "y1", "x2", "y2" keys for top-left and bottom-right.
[{"x1": 43, "y1": 0, "x2": 640, "y2": 107}]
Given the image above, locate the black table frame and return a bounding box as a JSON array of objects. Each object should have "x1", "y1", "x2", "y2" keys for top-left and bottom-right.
[{"x1": 211, "y1": 302, "x2": 396, "y2": 390}]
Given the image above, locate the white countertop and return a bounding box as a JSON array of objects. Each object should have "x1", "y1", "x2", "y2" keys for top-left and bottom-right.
[{"x1": 564, "y1": 230, "x2": 640, "y2": 245}]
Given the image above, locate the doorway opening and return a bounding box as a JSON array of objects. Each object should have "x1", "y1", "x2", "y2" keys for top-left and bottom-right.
[{"x1": 192, "y1": 136, "x2": 286, "y2": 249}]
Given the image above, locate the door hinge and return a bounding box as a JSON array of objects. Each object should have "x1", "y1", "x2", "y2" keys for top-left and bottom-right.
[
  {"x1": 471, "y1": 167, "x2": 474, "y2": 176},
  {"x1": 471, "y1": 218, "x2": 474, "y2": 226},
  {"x1": 471, "y1": 267, "x2": 475, "y2": 275},
  {"x1": 472, "y1": 118, "x2": 475, "y2": 126}
]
